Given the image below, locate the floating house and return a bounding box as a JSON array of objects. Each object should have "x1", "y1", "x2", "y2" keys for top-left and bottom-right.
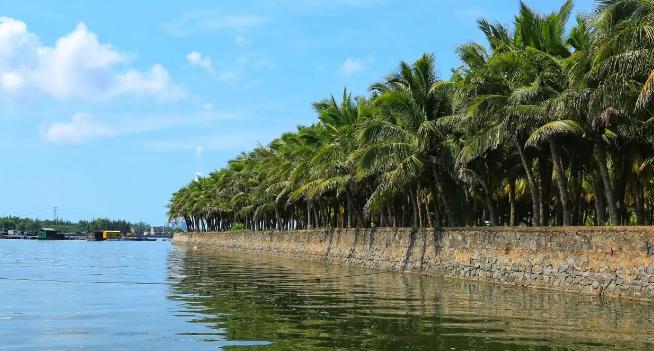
[
  {"x1": 38, "y1": 228, "x2": 65, "y2": 240},
  {"x1": 88, "y1": 231, "x2": 103, "y2": 241},
  {"x1": 103, "y1": 230, "x2": 121, "y2": 240},
  {"x1": 88, "y1": 230, "x2": 122, "y2": 241}
]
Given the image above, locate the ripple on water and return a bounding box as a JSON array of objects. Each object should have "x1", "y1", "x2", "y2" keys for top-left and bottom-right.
[
  {"x1": 1, "y1": 240, "x2": 654, "y2": 351},
  {"x1": 169, "y1": 247, "x2": 654, "y2": 351}
]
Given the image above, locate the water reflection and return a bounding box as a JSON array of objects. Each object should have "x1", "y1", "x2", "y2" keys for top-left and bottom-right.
[{"x1": 167, "y1": 246, "x2": 654, "y2": 351}]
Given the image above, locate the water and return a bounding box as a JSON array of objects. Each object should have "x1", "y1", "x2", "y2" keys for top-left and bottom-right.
[{"x1": 1, "y1": 241, "x2": 653, "y2": 350}]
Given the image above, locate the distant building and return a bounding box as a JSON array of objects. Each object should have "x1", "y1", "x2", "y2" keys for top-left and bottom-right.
[
  {"x1": 88, "y1": 231, "x2": 103, "y2": 241},
  {"x1": 38, "y1": 228, "x2": 65, "y2": 240},
  {"x1": 150, "y1": 226, "x2": 165, "y2": 236},
  {"x1": 87, "y1": 230, "x2": 121, "y2": 241},
  {"x1": 102, "y1": 230, "x2": 121, "y2": 240}
]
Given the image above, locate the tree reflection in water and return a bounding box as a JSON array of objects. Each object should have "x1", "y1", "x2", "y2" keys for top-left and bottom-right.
[{"x1": 167, "y1": 246, "x2": 654, "y2": 351}]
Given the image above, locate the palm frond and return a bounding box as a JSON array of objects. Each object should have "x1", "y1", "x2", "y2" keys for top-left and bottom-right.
[
  {"x1": 636, "y1": 69, "x2": 654, "y2": 110},
  {"x1": 525, "y1": 119, "x2": 585, "y2": 147}
]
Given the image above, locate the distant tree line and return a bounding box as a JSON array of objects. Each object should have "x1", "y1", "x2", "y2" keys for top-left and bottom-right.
[
  {"x1": 0, "y1": 216, "x2": 151, "y2": 234},
  {"x1": 168, "y1": 0, "x2": 654, "y2": 231}
]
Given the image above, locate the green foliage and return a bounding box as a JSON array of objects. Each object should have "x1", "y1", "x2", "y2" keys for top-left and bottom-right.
[
  {"x1": 169, "y1": 0, "x2": 654, "y2": 230},
  {"x1": 0, "y1": 216, "x2": 151, "y2": 234},
  {"x1": 229, "y1": 224, "x2": 244, "y2": 232}
]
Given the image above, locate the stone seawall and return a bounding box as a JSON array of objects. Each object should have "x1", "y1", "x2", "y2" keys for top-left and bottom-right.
[{"x1": 173, "y1": 227, "x2": 654, "y2": 301}]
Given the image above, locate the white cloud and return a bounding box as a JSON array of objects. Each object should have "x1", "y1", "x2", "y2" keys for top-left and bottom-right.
[
  {"x1": 0, "y1": 17, "x2": 183, "y2": 101},
  {"x1": 234, "y1": 35, "x2": 248, "y2": 47},
  {"x1": 163, "y1": 12, "x2": 266, "y2": 36},
  {"x1": 113, "y1": 64, "x2": 182, "y2": 99},
  {"x1": 274, "y1": 0, "x2": 383, "y2": 12},
  {"x1": 195, "y1": 145, "x2": 204, "y2": 158},
  {"x1": 340, "y1": 57, "x2": 364, "y2": 75},
  {"x1": 144, "y1": 130, "x2": 281, "y2": 152},
  {"x1": 202, "y1": 103, "x2": 213, "y2": 111},
  {"x1": 186, "y1": 51, "x2": 213, "y2": 71},
  {"x1": 219, "y1": 69, "x2": 239, "y2": 83},
  {"x1": 211, "y1": 54, "x2": 274, "y2": 83},
  {"x1": 2, "y1": 72, "x2": 23, "y2": 91},
  {"x1": 41, "y1": 113, "x2": 115, "y2": 144},
  {"x1": 41, "y1": 110, "x2": 239, "y2": 145}
]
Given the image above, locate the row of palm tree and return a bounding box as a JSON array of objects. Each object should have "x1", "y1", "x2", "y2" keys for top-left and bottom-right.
[{"x1": 168, "y1": 0, "x2": 654, "y2": 231}]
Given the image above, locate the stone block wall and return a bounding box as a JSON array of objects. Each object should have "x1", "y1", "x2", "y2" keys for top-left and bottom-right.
[{"x1": 173, "y1": 227, "x2": 654, "y2": 300}]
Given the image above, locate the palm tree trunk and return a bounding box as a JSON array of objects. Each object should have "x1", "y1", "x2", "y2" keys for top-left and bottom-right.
[
  {"x1": 537, "y1": 153, "x2": 551, "y2": 225},
  {"x1": 548, "y1": 137, "x2": 571, "y2": 226},
  {"x1": 616, "y1": 152, "x2": 629, "y2": 224},
  {"x1": 346, "y1": 201, "x2": 351, "y2": 228},
  {"x1": 593, "y1": 145, "x2": 620, "y2": 225},
  {"x1": 345, "y1": 189, "x2": 363, "y2": 228},
  {"x1": 478, "y1": 177, "x2": 497, "y2": 226},
  {"x1": 515, "y1": 141, "x2": 541, "y2": 226},
  {"x1": 425, "y1": 199, "x2": 433, "y2": 228},
  {"x1": 636, "y1": 177, "x2": 646, "y2": 225},
  {"x1": 390, "y1": 206, "x2": 397, "y2": 227},
  {"x1": 183, "y1": 216, "x2": 191, "y2": 231},
  {"x1": 416, "y1": 189, "x2": 424, "y2": 227},
  {"x1": 571, "y1": 165, "x2": 583, "y2": 226},
  {"x1": 275, "y1": 207, "x2": 281, "y2": 230},
  {"x1": 509, "y1": 176, "x2": 517, "y2": 226},
  {"x1": 409, "y1": 189, "x2": 419, "y2": 228},
  {"x1": 432, "y1": 168, "x2": 456, "y2": 226},
  {"x1": 430, "y1": 186, "x2": 442, "y2": 227}
]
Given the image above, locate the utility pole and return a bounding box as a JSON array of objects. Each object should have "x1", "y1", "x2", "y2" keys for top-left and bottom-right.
[{"x1": 53, "y1": 206, "x2": 58, "y2": 222}]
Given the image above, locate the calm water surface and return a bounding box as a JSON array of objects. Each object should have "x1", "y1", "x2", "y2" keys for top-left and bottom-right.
[{"x1": 1, "y1": 240, "x2": 654, "y2": 350}]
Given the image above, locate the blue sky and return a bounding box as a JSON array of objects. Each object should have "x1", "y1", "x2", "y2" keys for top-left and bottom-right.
[{"x1": 0, "y1": 0, "x2": 595, "y2": 224}]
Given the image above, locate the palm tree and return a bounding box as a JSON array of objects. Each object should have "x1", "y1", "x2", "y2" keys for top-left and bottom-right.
[
  {"x1": 167, "y1": 0, "x2": 654, "y2": 231},
  {"x1": 308, "y1": 90, "x2": 374, "y2": 227},
  {"x1": 357, "y1": 53, "x2": 457, "y2": 227}
]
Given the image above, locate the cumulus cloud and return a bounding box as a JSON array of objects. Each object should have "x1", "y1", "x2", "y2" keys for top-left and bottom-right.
[
  {"x1": 340, "y1": 57, "x2": 364, "y2": 75},
  {"x1": 2, "y1": 72, "x2": 23, "y2": 91},
  {"x1": 186, "y1": 51, "x2": 213, "y2": 71},
  {"x1": 0, "y1": 17, "x2": 183, "y2": 100},
  {"x1": 41, "y1": 113, "x2": 115, "y2": 144}
]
